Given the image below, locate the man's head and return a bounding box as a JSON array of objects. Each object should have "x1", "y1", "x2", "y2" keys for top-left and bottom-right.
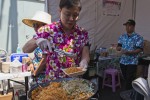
[
  {"x1": 123, "y1": 19, "x2": 135, "y2": 34},
  {"x1": 59, "y1": 0, "x2": 81, "y2": 31},
  {"x1": 32, "y1": 23, "x2": 46, "y2": 32}
]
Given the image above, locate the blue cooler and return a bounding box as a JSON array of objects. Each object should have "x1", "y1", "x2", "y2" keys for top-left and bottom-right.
[{"x1": 10, "y1": 53, "x2": 28, "y2": 62}]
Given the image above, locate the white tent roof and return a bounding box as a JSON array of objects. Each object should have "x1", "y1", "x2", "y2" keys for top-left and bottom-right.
[{"x1": 45, "y1": 0, "x2": 149, "y2": 50}]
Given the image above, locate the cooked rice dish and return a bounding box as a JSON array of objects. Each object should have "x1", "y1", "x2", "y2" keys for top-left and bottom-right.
[{"x1": 31, "y1": 79, "x2": 94, "y2": 100}]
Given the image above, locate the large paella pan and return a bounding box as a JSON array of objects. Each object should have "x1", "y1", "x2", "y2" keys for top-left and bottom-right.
[{"x1": 28, "y1": 78, "x2": 97, "y2": 100}]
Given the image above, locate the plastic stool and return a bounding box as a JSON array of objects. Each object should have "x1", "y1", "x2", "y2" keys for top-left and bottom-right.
[{"x1": 102, "y1": 68, "x2": 121, "y2": 92}]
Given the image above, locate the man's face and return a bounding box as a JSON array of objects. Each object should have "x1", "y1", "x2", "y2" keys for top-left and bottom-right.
[
  {"x1": 33, "y1": 23, "x2": 45, "y2": 32},
  {"x1": 125, "y1": 24, "x2": 135, "y2": 33},
  {"x1": 60, "y1": 6, "x2": 80, "y2": 31}
]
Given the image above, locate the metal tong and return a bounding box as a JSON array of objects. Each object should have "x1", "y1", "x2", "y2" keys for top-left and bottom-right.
[{"x1": 54, "y1": 49, "x2": 76, "y2": 57}]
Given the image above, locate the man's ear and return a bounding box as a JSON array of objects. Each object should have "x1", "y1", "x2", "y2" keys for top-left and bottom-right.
[
  {"x1": 58, "y1": 8, "x2": 61, "y2": 17},
  {"x1": 59, "y1": 8, "x2": 61, "y2": 13}
]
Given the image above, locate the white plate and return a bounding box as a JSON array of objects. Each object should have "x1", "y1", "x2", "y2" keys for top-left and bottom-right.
[
  {"x1": 99, "y1": 56, "x2": 112, "y2": 60},
  {"x1": 62, "y1": 67, "x2": 87, "y2": 77},
  {"x1": 143, "y1": 57, "x2": 150, "y2": 60}
]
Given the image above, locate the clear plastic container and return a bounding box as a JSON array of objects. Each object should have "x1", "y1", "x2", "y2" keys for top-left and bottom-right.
[
  {"x1": 10, "y1": 59, "x2": 22, "y2": 73},
  {"x1": 2, "y1": 62, "x2": 10, "y2": 73},
  {"x1": 22, "y1": 64, "x2": 27, "y2": 72},
  {"x1": 22, "y1": 57, "x2": 28, "y2": 72},
  {"x1": 16, "y1": 44, "x2": 21, "y2": 53}
]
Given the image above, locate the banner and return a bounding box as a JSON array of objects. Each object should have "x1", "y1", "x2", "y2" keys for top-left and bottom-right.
[{"x1": 103, "y1": 0, "x2": 121, "y2": 16}]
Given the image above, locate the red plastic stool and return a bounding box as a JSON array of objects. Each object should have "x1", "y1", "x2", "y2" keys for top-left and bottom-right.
[{"x1": 102, "y1": 68, "x2": 121, "y2": 92}]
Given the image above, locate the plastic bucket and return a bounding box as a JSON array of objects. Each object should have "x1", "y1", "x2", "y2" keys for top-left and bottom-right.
[{"x1": 10, "y1": 53, "x2": 28, "y2": 63}]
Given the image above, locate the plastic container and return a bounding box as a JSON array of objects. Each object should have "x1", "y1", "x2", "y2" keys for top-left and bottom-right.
[
  {"x1": 10, "y1": 53, "x2": 28, "y2": 63},
  {"x1": 2, "y1": 62, "x2": 10, "y2": 73},
  {"x1": 10, "y1": 66, "x2": 22, "y2": 73},
  {"x1": 16, "y1": 44, "x2": 21, "y2": 53},
  {"x1": 10, "y1": 59, "x2": 22, "y2": 73},
  {"x1": 22, "y1": 64, "x2": 27, "y2": 72}
]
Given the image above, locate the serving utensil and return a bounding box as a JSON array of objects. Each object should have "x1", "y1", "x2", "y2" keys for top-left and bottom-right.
[{"x1": 54, "y1": 49, "x2": 76, "y2": 57}]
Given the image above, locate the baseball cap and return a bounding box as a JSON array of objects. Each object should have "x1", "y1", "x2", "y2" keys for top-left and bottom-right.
[{"x1": 123, "y1": 19, "x2": 136, "y2": 26}]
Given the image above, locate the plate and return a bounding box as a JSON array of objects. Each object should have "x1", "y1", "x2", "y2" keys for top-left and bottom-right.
[
  {"x1": 62, "y1": 67, "x2": 87, "y2": 77},
  {"x1": 143, "y1": 57, "x2": 150, "y2": 60},
  {"x1": 99, "y1": 56, "x2": 112, "y2": 60}
]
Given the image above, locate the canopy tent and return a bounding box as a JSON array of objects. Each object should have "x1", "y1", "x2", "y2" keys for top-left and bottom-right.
[{"x1": 45, "y1": 0, "x2": 149, "y2": 50}]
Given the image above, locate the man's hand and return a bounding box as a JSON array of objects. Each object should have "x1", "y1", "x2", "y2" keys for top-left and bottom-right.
[
  {"x1": 28, "y1": 64, "x2": 34, "y2": 73},
  {"x1": 79, "y1": 59, "x2": 88, "y2": 69},
  {"x1": 36, "y1": 38, "x2": 52, "y2": 52},
  {"x1": 121, "y1": 49, "x2": 131, "y2": 55}
]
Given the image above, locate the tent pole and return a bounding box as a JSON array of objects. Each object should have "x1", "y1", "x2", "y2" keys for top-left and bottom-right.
[
  {"x1": 44, "y1": 0, "x2": 49, "y2": 12},
  {"x1": 132, "y1": 0, "x2": 136, "y2": 20}
]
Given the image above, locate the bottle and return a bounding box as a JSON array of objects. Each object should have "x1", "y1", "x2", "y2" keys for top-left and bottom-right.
[
  {"x1": 16, "y1": 43, "x2": 21, "y2": 53},
  {"x1": 22, "y1": 57, "x2": 27, "y2": 72}
]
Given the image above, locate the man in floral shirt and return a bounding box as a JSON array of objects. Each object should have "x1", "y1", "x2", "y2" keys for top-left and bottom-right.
[
  {"x1": 116, "y1": 19, "x2": 144, "y2": 90},
  {"x1": 33, "y1": 0, "x2": 90, "y2": 81}
]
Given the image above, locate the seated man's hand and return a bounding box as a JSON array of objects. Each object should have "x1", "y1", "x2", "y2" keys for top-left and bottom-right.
[
  {"x1": 121, "y1": 49, "x2": 131, "y2": 55},
  {"x1": 36, "y1": 38, "x2": 52, "y2": 52},
  {"x1": 28, "y1": 64, "x2": 34, "y2": 73}
]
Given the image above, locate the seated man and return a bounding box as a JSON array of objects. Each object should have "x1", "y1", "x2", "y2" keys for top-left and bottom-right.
[{"x1": 22, "y1": 11, "x2": 51, "y2": 83}]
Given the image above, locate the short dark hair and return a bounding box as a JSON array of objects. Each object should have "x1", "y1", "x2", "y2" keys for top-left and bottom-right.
[{"x1": 59, "y1": 0, "x2": 82, "y2": 11}]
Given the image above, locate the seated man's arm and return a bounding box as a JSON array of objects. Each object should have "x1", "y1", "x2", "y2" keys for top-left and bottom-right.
[
  {"x1": 22, "y1": 38, "x2": 38, "y2": 53},
  {"x1": 33, "y1": 54, "x2": 47, "y2": 76}
]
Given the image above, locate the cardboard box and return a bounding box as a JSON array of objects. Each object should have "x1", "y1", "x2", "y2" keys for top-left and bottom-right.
[
  {"x1": 0, "y1": 92, "x2": 13, "y2": 100},
  {"x1": 143, "y1": 40, "x2": 150, "y2": 55}
]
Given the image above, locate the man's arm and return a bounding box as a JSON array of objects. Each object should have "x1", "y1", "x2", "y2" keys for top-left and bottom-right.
[
  {"x1": 125, "y1": 36, "x2": 143, "y2": 55},
  {"x1": 124, "y1": 48, "x2": 142, "y2": 55},
  {"x1": 79, "y1": 46, "x2": 90, "y2": 69},
  {"x1": 81, "y1": 46, "x2": 90, "y2": 63},
  {"x1": 33, "y1": 54, "x2": 47, "y2": 76},
  {"x1": 22, "y1": 38, "x2": 38, "y2": 53}
]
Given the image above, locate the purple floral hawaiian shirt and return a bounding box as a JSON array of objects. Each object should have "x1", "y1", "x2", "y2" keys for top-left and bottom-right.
[{"x1": 35, "y1": 20, "x2": 89, "y2": 81}]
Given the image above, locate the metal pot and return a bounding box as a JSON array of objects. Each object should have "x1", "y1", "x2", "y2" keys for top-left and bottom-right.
[{"x1": 28, "y1": 78, "x2": 98, "y2": 100}]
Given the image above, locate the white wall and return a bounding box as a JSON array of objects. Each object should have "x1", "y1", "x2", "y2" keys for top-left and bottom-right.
[
  {"x1": 46, "y1": 0, "x2": 134, "y2": 50},
  {"x1": 135, "y1": 0, "x2": 150, "y2": 40},
  {"x1": 0, "y1": 0, "x2": 44, "y2": 53}
]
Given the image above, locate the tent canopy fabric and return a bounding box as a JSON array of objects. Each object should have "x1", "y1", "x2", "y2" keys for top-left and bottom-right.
[{"x1": 46, "y1": 0, "x2": 134, "y2": 50}]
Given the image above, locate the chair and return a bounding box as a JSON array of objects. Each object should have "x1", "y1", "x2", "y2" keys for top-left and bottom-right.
[{"x1": 102, "y1": 68, "x2": 121, "y2": 92}]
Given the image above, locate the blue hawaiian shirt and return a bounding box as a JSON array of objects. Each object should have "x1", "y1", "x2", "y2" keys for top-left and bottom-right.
[
  {"x1": 118, "y1": 32, "x2": 143, "y2": 65},
  {"x1": 32, "y1": 47, "x2": 45, "y2": 83},
  {"x1": 32, "y1": 47, "x2": 42, "y2": 67}
]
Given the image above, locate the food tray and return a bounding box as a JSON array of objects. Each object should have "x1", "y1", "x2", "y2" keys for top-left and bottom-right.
[{"x1": 62, "y1": 67, "x2": 87, "y2": 77}]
